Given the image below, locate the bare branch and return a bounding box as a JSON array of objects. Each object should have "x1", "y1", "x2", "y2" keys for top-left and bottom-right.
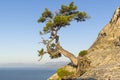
[
  {"x1": 40, "y1": 37, "x2": 48, "y2": 45},
  {"x1": 38, "y1": 55, "x2": 43, "y2": 61},
  {"x1": 38, "y1": 51, "x2": 48, "y2": 61}
]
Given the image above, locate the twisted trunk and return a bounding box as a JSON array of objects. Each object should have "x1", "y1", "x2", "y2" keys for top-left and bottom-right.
[
  {"x1": 46, "y1": 33, "x2": 78, "y2": 66},
  {"x1": 56, "y1": 42, "x2": 78, "y2": 66}
]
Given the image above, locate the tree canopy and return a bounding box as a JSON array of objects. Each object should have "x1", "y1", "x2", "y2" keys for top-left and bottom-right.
[{"x1": 37, "y1": 2, "x2": 89, "y2": 61}]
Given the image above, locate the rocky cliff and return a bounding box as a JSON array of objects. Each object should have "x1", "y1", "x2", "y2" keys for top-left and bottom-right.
[
  {"x1": 78, "y1": 7, "x2": 120, "y2": 80},
  {"x1": 48, "y1": 7, "x2": 120, "y2": 80},
  {"x1": 89, "y1": 7, "x2": 120, "y2": 51}
]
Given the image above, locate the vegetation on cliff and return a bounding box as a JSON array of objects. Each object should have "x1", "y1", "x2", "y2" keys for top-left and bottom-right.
[
  {"x1": 57, "y1": 67, "x2": 74, "y2": 79},
  {"x1": 78, "y1": 50, "x2": 88, "y2": 57}
]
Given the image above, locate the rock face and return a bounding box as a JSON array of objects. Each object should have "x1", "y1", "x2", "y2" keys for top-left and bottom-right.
[
  {"x1": 78, "y1": 7, "x2": 120, "y2": 80},
  {"x1": 89, "y1": 7, "x2": 120, "y2": 51}
]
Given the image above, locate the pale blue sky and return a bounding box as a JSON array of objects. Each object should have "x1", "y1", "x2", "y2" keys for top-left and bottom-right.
[{"x1": 0, "y1": 0, "x2": 120, "y2": 64}]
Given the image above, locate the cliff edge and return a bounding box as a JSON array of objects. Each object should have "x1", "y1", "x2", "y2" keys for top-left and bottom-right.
[{"x1": 78, "y1": 7, "x2": 120, "y2": 80}]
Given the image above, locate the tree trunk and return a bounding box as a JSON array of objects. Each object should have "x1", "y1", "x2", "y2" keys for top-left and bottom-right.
[{"x1": 56, "y1": 42, "x2": 78, "y2": 66}]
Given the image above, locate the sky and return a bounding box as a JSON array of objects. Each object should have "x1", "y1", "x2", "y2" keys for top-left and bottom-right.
[{"x1": 0, "y1": 0, "x2": 120, "y2": 64}]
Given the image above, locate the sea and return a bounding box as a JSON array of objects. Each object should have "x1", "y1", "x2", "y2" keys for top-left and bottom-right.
[{"x1": 0, "y1": 68, "x2": 56, "y2": 80}]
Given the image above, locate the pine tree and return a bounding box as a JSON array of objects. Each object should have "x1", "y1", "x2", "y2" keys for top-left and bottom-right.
[{"x1": 38, "y1": 2, "x2": 89, "y2": 66}]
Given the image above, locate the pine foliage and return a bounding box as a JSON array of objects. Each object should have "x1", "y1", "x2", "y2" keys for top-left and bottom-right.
[{"x1": 37, "y1": 2, "x2": 89, "y2": 59}]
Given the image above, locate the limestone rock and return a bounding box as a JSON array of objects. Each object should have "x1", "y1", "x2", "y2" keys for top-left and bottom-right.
[
  {"x1": 48, "y1": 73, "x2": 59, "y2": 80},
  {"x1": 89, "y1": 7, "x2": 120, "y2": 52},
  {"x1": 78, "y1": 49, "x2": 120, "y2": 80},
  {"x1": 78, "y1": 7, "x2": 120, "y2": 80}
]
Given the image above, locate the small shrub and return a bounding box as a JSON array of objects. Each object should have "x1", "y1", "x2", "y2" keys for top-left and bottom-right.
[
  {"x1": 57, "y1": 68, "x2": 74, "y2": 78},
  {"x1": 79, "y1": 50, "x2": 88, "y2": 57}
]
